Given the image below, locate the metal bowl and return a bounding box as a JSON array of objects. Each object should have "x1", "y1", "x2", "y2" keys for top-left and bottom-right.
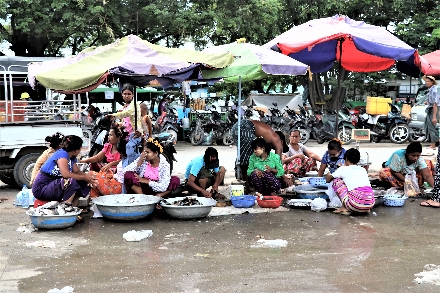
[
  {"x1": 160, "y1": 196, "x2": 217, "y2": 219},
  {"x1": 26, "y1": 210, "x2": 81, "y2": 229},
  {"x1": 93, "y1": 194, "x2": 161, "y2": 220},
  {"x1": 294, "y1": 185, "x2": 329, "y2": 199}
]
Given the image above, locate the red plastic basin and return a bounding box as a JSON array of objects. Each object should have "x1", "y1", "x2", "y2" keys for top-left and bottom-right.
[{"x1": 256, "y1": 196, "x2": 283, "y2": 209}]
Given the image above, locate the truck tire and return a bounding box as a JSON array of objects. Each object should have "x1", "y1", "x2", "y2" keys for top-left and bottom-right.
[
  {"x1": 0, "y1": 171, "x2": 19, "y2": 187},
  {"x1": 13, "y1": 153, "x2": 41, "y2": 188}
]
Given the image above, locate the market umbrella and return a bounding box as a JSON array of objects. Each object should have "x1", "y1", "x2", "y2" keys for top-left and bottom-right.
[
  {"x1": 265, "y1": 15, "x2": 418, "y2": 135},
  {"x1": 28, "y1": 34, "x2": 234, "y2": 93},
  {"x1": 201, "y1": 41, "x2": 309, "y2": 179},
  {"x1": 396, "y1": 50, "x2": 440, "y2": 78},
  {"x1": 28, "y1": 34, "x2": 234, "y2": 133}
]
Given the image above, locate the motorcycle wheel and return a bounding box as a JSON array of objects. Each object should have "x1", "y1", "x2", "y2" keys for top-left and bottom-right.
[
  {"x1": 165, "y1": 129, "x2": 178, "y2": 143},
  {"x1": 389, "y1": 124, "x2": 410, "y2": 144},
  {"x1": 337, "y1": 127, "x2": 353, "y2": 145},
  {"x1": 222, "y1": 130, "x2": 234, "y2": 146},
  {"x1": 370, "y1": 135, "x2": 382, "y2": 143},
  {"x1": 296, "y1": 127, "x2": 310, "y2": 144},
  {"x1": 190, "y1": 129, "x2": 204, "y2": 145},
  {"x1": 316, "y1": 136, "x2": 325, "y2": 144},
  {"x1": 408, "y1": 133, "x2": 426, "y2": 142}
]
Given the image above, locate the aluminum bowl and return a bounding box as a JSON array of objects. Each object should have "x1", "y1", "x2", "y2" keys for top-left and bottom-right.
[
  {"x1": 160, "y1": 196, "x2": 217, "y2": 219},
  {"x1": 26, "y1": 210, "x2": 81, "y2": 229},
  {"x1": 93, "y1": 194, "x2": 161, "y2": 221}
]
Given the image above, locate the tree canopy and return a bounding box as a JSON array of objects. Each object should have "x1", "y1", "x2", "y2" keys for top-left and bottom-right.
[{"x1": 0, "y1": 0, "x2": 438, "y2": 103}]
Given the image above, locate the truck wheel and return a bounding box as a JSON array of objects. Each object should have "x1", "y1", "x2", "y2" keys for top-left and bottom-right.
[
  {"x1": 13, "y1": 153, "x2": 41, "y2": 188},
  {"x1": 0, "y1": 172, "x2": 18, "y2": 187}
]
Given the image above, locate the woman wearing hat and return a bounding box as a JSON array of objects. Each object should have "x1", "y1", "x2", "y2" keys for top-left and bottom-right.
[{"x1": 420, "y1": 76, "x2": 439, "y2": 149}]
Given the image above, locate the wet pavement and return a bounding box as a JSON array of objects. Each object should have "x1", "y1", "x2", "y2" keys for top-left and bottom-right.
[{"x1": 1, "y1": 141, "x2": 440, "y2": 293}]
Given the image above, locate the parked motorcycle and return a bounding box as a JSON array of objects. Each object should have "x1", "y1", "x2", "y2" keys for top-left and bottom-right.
[
  {"x1": 283, "y1": 106, "x2": 311, "y2": 144},
  {"x1": 358, "y1": 103, "x2": 409, "y2": 144},
  {"x1": 153, "y1": 106, "x2": 180, "y2": 142},
  {"x1": 189, "y1": 106, "x2": 233, "y2": 146},
  {"x1": 309, "y1": 109, "x2": 354, "y2": 145}
]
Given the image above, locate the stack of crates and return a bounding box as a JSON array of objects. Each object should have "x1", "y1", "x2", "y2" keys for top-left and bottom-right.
[{"x1": 366, "y1": 97, "x2": 392, "y2": 115}]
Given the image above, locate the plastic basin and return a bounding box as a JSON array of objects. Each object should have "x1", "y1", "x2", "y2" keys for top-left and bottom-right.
[
  {"x1": 383, "y1": 194, "x2": 407, "y2": 207},
  {"x1": 294, "y1": 185, "x2": 328, "y2": 199},
  {"x1": 26, "y1": 210, "x2": 80, "y2": 229},
  {"x1": 230, "y1": 195, "x2": 256, "y2": 208},
  {"x1": 256, "y1": 196, "x2": 283, "y2": 208},
  {"x1": 160, "y1": 196, "x2": 217, "y2": 219},
  {"x1": 93, "y1": 194, "x2": 161, "y2": 221},
  {"x1": 308, "y1": 177, "x2": 327, "y2": 188}
]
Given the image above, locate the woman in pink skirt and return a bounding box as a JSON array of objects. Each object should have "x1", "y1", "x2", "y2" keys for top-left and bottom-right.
[{"x1": 326, "y1": 148, "x2": 375, "y2": 215}]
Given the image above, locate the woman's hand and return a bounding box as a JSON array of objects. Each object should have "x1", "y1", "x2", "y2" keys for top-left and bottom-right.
[
  {"x1": 138, "y1": 152, "x2": 147, "y2": 167},
  {"x1": 85, "y1": 173, "x2": 98, "y2": 187},
  {"x1": 295, "y1": 154, "x2": 305, "y2": 160},
  {"x1": 253, "y1": 169, "x2": 264, "y2": 178},
  {"x1": 202, "y1": 189, "x2": 212, "y2": 198},
  {"x1": 134, "y1": 173, "x2": 150, "y2": 184},
  {"x1": 101, "y1": 164, "x2": 111, "y2": 172}
]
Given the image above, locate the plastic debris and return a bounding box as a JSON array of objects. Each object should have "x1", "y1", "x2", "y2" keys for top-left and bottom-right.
[
  {"x1": 310, "y1": 198, "x2": 327, "y2": 212},
  {"x1": 16, "y1": 223, "x2": 37, "y2": 233},
  {"x1": 251, "y1": 239, "x2": 288, "y2": 248},
  {"x1": 26, "y1": 240, "x2": 56, "y2": 248},
  {"x1": 123, "y1": 230, "x2": 153, "y2": 242},
  {"x1": 90, "y1": 203, "x2": 103, "y2": 218},
  {"x1": 414, "y1": 264, "x2": 440, "y2": 285},
  {"x1": 47, "y1": 286, "x2": 74, "y2": 293}
]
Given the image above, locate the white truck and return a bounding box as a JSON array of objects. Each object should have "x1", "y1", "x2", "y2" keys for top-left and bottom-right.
[{"x1": 0, "y1": 57, "x2": 84, "y2": 187}]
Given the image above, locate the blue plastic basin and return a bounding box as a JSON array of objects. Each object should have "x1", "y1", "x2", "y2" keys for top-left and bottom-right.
[{"x1": 230, "y1": 195, "x2": 256, "y2": 208}]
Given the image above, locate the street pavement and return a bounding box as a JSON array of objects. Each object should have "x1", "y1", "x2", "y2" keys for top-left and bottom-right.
[{"x1": 1, "y1": 140, "x2": 440, "y2": 293}]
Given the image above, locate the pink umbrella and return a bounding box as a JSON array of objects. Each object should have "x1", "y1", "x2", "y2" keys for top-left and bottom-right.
[{"x1": 397, "y1": 50, "x2": 440, "y2": 77}]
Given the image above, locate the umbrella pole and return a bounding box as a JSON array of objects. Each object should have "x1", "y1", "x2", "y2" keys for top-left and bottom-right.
[
  {"x1": 335, "y1": 39, "x2": 343, "y2": 137},
  {"x1": 236, "y1": 76, "x2": 242, "y2": 180},
  {"x1": 134, "y1": 86, "x2": 138, "y2": 132}
]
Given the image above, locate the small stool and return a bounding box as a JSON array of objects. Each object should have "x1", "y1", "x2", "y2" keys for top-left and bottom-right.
[{"x1": 33, "y1": 199, "x2": 50, "y2": 208}]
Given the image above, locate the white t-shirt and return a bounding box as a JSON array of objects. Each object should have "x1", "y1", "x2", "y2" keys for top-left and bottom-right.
[
  {"x1": 331, "y1": 165, "x2": 371, "y2": 191},
  {"x1": 283, "y1": 143, "x2": 308, "y2": 157}
]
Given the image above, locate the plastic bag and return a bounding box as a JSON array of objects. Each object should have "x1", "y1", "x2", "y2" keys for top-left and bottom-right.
[
  {"x1": 310, "y1": 198, "x2": 327, "y2": 212},
  {"x1": 404, "y1": 170, "x2": 420, "y2": 197}
]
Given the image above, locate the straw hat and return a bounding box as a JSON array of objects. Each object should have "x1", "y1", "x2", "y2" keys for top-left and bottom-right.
[{"x1": 423, "y1": 75, "x2": 438, "y2": 85}]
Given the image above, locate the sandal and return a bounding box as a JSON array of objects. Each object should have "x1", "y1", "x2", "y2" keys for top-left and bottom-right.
[{"x1": 420, "y1": 201, "x2": 440, "y2": 208}]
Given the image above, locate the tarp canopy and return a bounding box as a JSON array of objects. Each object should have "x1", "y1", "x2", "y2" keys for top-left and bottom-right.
[
  {"x1": 265, "y1": 15, "x2": 418, "y2": 73},
  {"x1": 242, "y1": 93, "x2": 303, "y2": 113},
  {"x1": 28, "y1": 35, "x2": 234, "y2": 93},
  {"x1": 201, "y1": 42, "x2": 308, "y2": 81},
  {"x1": 396, "y1": 50, "x2": 440, "y2": 78}
]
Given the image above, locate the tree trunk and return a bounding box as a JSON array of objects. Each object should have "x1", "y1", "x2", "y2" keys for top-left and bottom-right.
[{"x1": 308, "y1": 72, "x2": 325, "y2": 109}]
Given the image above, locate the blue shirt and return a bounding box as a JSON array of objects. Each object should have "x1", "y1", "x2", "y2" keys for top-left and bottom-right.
[
  {"x1": 321, "y1": 148, "x2": 346, "y2": 173},
  {"x1": 40, "y1": 149, "x2": 77, "y2": 177},
  {"x1": 185, "y1": 155, "x2": 220, "y2": 179}
]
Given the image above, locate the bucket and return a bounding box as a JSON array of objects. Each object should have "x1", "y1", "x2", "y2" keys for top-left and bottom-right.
[
  {"x1": 230, "y1": 183, "x2": 245, "y2": 197},
  {"x1": 182, "y1": 117, "x2": 190, "y2": 129}
]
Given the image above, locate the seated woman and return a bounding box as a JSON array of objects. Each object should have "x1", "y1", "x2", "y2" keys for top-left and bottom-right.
[
  {"x1": 326, "y1": 148, "x2": 375, "y2": 215},
  {"x1": 80, "y1": 125, "x2": 123, "y2": 172},
  {"x1": 247, "y1": 137, "x2": 284, "y2": 195},
  {"x1": 32, "y1": 135, "x2": 98, "y2": 206},
  {"x1": 379, "y1": 141, "x2": 434, "y2": 189},
  {"x1": 30, "y1": 132, "x2": 64, "y2": 185},
  {"x1": 124, "y1": 137, "x2": 180, "y2": 197},
  {"x1": 318, "y1": 139, "x2": 346, "y2": 177},
  {"x1": 282, "y1": 130, "x2": 321, "y2": 177}
]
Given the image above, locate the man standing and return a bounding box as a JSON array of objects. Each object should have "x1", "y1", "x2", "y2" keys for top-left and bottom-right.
[{"x1": 185, "y1": 147, "x2": 226, "y2": 199}]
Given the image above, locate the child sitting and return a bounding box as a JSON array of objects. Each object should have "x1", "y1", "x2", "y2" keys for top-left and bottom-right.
[{"x1": 326, "y1": 148, "x2": 375, "y2": 215}]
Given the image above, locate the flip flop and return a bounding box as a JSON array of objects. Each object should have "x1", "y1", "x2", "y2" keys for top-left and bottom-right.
[{"x1": 420, "y1": 201, "x2": 440, "y2": 208}]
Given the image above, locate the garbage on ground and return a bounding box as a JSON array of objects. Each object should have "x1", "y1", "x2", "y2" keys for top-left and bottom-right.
[
  {"x1": 123, "y1": 230, "x2": 153, "y2": 242},
  {"x1": 328, "y1": 197, "x2": 342, "y2": 209},
  {"x1": 251, "y1": 239, "x2": 288, "y2": 248},
  {"x1": 13, "y1": 190, "x2": 35, "y2": 206},
  {"x1": 310, "y1": 198, "x2": 327, "y2": 212},
  {"x1": 25, "y1": 240, "x2": 56, "y2": 248},
  {"x1": 16, "y1": 223, "x2": 37, "y2": 233},
  {"x1": 414, "y1": 264, "x2": 440, "y2": 285},
  {"x1": 90, "y1": 203, "x2": 103, "y2": 218},
  {"x1": 47, "y1": 286, "x2": 74, "y2": 293}
]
